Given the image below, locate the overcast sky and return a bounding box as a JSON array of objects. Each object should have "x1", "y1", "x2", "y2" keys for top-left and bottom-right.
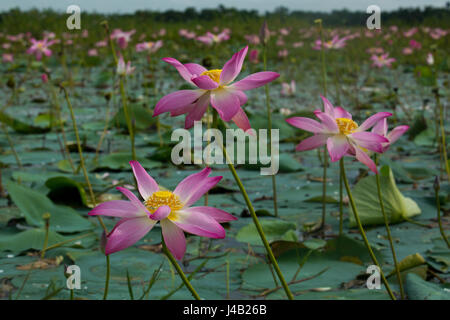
[{"x1": 0, "y1": 0, "x2": 447, "y2": 13}]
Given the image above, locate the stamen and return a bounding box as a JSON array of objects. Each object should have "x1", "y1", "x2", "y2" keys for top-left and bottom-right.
[
  {"x1": 335, "y1": 118, "x2": 358, "y2": 135},
  {"x1": 200, "y1": 69, "x2": 222, "y2": 83},
  {"x1": 144, "y1": 191, "x2": 183, "y2": 214}
]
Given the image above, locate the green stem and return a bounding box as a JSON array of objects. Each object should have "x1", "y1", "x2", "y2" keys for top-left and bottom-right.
[
  {"x1": 340, "y1": 158, "x2": 396, "y2": 300},
  {"x1": 94, "y1": 98, "x2": 113, "y2": 163},
  {"x1": 315, "y1": 19, "x2": 328, "y2": 232},
  {"x1": 40, "y1": 213, "x2": 50, "y2": 259},
  {"x1": 226, "y1": 259, "x2": 230, "y2": 299},
  {"x1": 435, "y1": 90, "x2": 450, "y2": 183},
  {"x1": 435, "y1": 180, "x2": 450, "y2": 248},
  {"x1": 375, "y1": 155, "x2": 405, "y2": 299},
  {"x1": 263, "y1": 42, "x2": 278, "y2": 217},
  {"x1": 339, "y1": 166, "x2": 344, "y2": 236},
  {"x1": 51, "y1": 85, "x2": 76, "y2": 173},
  {"x1": 1, "y1": 123, "x2": 22, "y2": 169},
  {"x1": 102, "y1": 21, "x2": 118, "y2": 65},
  {"x1": 162, "y1": 238, "x2": 201, "y2": 300},
  {"x1": 103, "y1": 255, "x2": 110, "y2": 300},
  {"x1": 61, "y1": 85, "x2": 108, "y2": 233},
  {"x1": 119, "y1": 76, "x2": 136, "y2": 161},
  {"x1": 216, "y1": 117, "x2": 293, "y2": 300}
]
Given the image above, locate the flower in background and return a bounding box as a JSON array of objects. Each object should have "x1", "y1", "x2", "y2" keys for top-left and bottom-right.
[
  {"x1": 249, "y1": 49, "x2": 259, "y2": 64},
  {"x1": 244, "y1": 34, "x2": 260, "y2": 45},
  {"x1": 371, "y1": 118, "x2": 409, "y2": 153},
  {"x1": 409, "y1": 39, "x2": 422, "y2": 50},
  {"x1": 293, "y1": 41, "x2": 304, "y2": 48},
  {"x1": 285, "y1": 95, "x2": 391, "y2": 173},
  {"x1": 278, "y1": 49, "x2": 288, "y2": 58},
  {"x1": 89, "y1": 161, "x2": 236, "y2": 259},
  {"x1": 136, "y1": 40, "x2": 163, "y2": 54},
  {"x1": 197, "y1": 30, "x2": 230, "y2": 46},
  {"x1": 370, "y1": 53, "x2": 396, "y2": 68},
  {"x1": 402, "y1": 47, "x2": 413, "y2": 55},
  {"x1": 429, "y1": 28, "x2": 447, "y2": 40},
  {"x1": 179, "y1": 29, "x2": 196, "y2": 39},
  {"x1": 279, "y1": 28, "x2": 290, "y2": 36},
  {"x1": 366, "y1": 47, "x2": 384, "y2": 55},
  {"x1": 426, "y1": 52, "x2": 434, "y2": 65},
  {"x1": 154, "y1": 46, "x2": 279, "y2": 132},
  {"x1": 313, "y1": 35, "x2": 349, "y2": 50},
  {"x1": 280, "y1": 108, "x2": 292, "y2": 116},
  {"x1": 403, "y1": 27, "x2": 418, "y2": 38},
  {"x1": 281, "y1": 80, "x2": 296, "y2": 96},
  {"x1": 116, "y1": 55, "x2": 135, "y2": 76},
  {"x1": 26, "y1": 38, "x2": 55, "y2": 61},
  {"x1": 2, "y1": 43, "x2": 11, "y2": 49},
  {"x1": 2, "y1": 53, "x2": 13, "y2": 63},
  {"x1": 95, "y1": 40, "x2": 108, "y2": 47},
  {"x1": 41, "y1": 73, "x2": 48, "y2": 84},
  {"x1": 88, "y1": 49, "x2": 98, "y2": 57},
  {"x1": 276, "y1": 38, "x2": 285, "y2": 46},
  {"x1": 111, "y1": 29, "x2": 136, "y2": 49}
]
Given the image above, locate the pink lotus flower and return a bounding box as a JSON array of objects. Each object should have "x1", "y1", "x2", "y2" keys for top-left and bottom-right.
[
  {"x1": 244, "y1": 34, "x2": 260, "y2": 45},
  {"x1": 276, "y1": 38, "x2": 285, "y2": 46},
  {"x1": 429, "y1": 28, "x2": 447, "y2": 40},
  {"x1": 249, "y1": 49, "x2": 259, "y2": 64},
  {"x1": 88, "y1": 49, "x2": 98, "y2": 57},
  {"x1": 370, "y1": 53, "x2": 396, "y2": 68},
  {"x1": 154, "y1": 46, "x2": 279, "y2": 132},
  {"x1": 371, "y1": 118, "x2": 409, "y2": 153},
  {"x1": 116, "y1": 55, "x2": 135, "y2": 76},
  {"x1": 281, "y1": 80, "x2": 296, "y2": 96},
  {"x1": 278, "y1": 49, "x2": 288, "y2": 58},
  {"x1": 366, "y1": 47, "x2": 384, "y2": 55},
  {"x1": 402, "y1": 47, "x2": 413, "y2": 55},
  {"x1": 196, "y1": 31, "x2": 230, "y2": 46},
  {"x1": 403, "y1": 27, "x2": 418, "y2": 38},
  {"x1": 95, "y1": 40, "x2": 108, "y2": 47},
  {"x1": 279, "y1": 28, "x2": 290, "y2": 36},
  {"x1": 135, "y1": 40, "x2": 163, "y2": 53},
  {"x1": 2, "y1": 43, "x2": 11, "y2": 49},
  {"x1": 41, "y1": 73, "x2": 48, "y2": 83},
  {"x1": 89, "y1": 162, "x2": 236, "y2": 259},
  {"x1": 2, "y1": 53, "x2": 13, "y2": 63},
  {"x1": 111, "y1": 29, "x2": 136, "y2": 49},
  {"x1": 179, "y1": 29, "x2": 196, "y2": 39},
  {"x1": 26, "y1": 38, "x2": 55, "y2": 61},
  {"x1": 313, "y1": 35, "x2": 349, "y2": 50},
  {"x1": 409, "y1": 39, "x2": 422, "y2": 50},
  {"x1": 285, "y1": 95, "x2": 391, "y2": 173}
]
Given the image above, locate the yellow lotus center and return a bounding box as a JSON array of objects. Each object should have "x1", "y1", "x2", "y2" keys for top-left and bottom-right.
[
  {"x1": 335, "y1": 118, "x2": 358, "y2": 135},
  {"x1": 37, "y1": 43, "x2": 43, "y2": 48},
  {"x1": 201, "y1": 69, "x2": 222, "y2": 83},
  {"x1": 144, "y1": 190, "x2": 183, "y2": 213}
]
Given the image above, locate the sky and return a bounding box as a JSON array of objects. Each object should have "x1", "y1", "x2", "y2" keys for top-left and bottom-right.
[{"x1": 0, "y1": 0, "x2": 447, "y2": 14}]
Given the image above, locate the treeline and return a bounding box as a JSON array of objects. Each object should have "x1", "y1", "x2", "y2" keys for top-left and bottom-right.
[{"x1": 0, "y1": 3, "x2": 449, "y2": 35}]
